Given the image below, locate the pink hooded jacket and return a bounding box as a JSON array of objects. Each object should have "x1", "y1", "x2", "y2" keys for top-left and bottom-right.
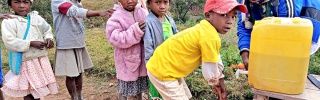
[{"x1": 106, "y1": 4, "x2": 148, "y2": 81}]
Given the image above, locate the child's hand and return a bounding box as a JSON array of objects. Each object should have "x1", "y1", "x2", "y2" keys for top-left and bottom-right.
[
  {"x1": 99, "y1": 9, "x2": 115, "y2": 17},
  {"x1": 138, "y1": 20, "x2": 146, "y2": 32},
  {"x1": 213, "y1": 79, "x2": 227, "y2": 100},
  {"x1": 209, "y1": 77, "x2": 220, "y2": 85},
  {"x1": 0, "y1": 14, "x2": 12, "y2": 19},
  {"x1": 30, "y1": 41, "x2": 46, "y2": 50},
  {"x1": 240, "y1": 51, "x2": 249, "y2": 70},
  {"x1": 45, "y1": 39, "x2": 54, "y2": 49},
  {"x1": 209, "y1": 71, "x2": 223, "y2": 85}
]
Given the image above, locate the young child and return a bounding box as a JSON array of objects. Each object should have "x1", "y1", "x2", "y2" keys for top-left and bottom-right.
[
  {"x1": 1, "y1": 0, "x2": 58, "y2": 99},
  {"x1": 143, "y1": 0, "x2": 178, "y2": 99},
  {"x1": 51, "y1": 0, "x2": 112, "y2": 99},
  {"x1": 146, "y1": 0, "x2": 247, "y2": 99},
  {"x1": 105, "y1": 0, "x2": 148, "y2": 100}
]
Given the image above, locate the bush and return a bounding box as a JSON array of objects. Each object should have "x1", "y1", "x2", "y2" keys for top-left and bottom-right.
[
  {"x1": 170, "y1": 0, "x2": 205, "y2": 24},
  {"x1": 31, "y1": 0, "x2": 53, "y2": 25},
  {"x1": 224, "y1": 67, "x2": 253, "y2": 100},
  {"x1": 185, "y1": 65, "x2": 253, "y2": 99},
  {"x1": 309, "y1": 51, "x2": 320, "y2": 75},
  {"x1": 0, "y1": 0, "x2": 10, "y2": 13},
  {"x1": 185, "y1": 69, "x2": 217, "y2": 99}
]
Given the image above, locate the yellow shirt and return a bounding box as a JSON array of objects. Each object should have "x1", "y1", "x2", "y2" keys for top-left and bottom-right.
[{"x1": 146, "y1": 20, "x2": 221, "y2": 80}]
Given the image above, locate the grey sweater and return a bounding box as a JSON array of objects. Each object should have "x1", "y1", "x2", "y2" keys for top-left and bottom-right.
[
  {"x1": 51, "y1": 0, "x2": 88, "y2": 49},
  {"x1": 143, "y1": 11, "x2": 178, "y2": 63}
]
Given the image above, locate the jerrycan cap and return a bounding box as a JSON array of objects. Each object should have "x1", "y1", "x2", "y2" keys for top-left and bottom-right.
[
  {"x1": 292, "y1": 17, "x2": 301, "y2": 24},
  {"x1": 273, "y1": 17, "x2": 281, "y2": 23},
  {"x1": 255, "y1": 20, "x2": 261, "y2": 25}
]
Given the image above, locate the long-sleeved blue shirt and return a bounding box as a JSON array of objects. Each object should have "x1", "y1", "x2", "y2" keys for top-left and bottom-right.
[
  {"x1": 143, "y1": 11, "x2": 178, "y2": 63},
  {"x1": 237, "y1": 0, "x2": 320, "y2": 52}
]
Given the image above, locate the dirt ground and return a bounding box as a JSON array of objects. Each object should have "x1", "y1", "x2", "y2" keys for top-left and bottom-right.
[{"x1": 3, "y1": 75, "x2": 148, "y2": 100}]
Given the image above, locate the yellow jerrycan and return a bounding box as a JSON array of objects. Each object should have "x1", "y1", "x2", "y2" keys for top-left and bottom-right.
[{"x1": 248, "y1": 17, "x2": 313, "y2": 94}]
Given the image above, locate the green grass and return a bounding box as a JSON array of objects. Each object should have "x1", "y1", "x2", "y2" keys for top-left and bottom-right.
[
  {"x1": 81, "y1": 0, "x2": 115, "y2": 28},
  {"x1": 84, "y1": 28, "x2": 116, "y2": 79},
  {"x1": 309, "y1": 51, "x2": 320, "y2": 75}
]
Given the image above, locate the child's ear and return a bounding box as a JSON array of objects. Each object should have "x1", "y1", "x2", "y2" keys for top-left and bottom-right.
[{"x1": 204, "y1": 12, "x2": 211, "y2": 19}]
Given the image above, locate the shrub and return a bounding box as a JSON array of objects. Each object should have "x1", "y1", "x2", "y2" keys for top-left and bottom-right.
[
  {"x1": 170, "y1": 0, "x2": 205, "y2": 24},
  {"x1": 185, "y1": 69, "x2": 217, "y2": 99},
  {"x1": 31, "y1": 0, "x2": 53, "y2": 25},
  {"x1": 309, "y1": 51, "x2": 320, "y2": 75}
]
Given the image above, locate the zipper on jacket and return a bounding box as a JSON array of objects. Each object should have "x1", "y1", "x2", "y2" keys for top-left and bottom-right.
[
  {"x1": 132, "y1": 13, "x2": 136, "y2": 22},
  {"x1": 131, "y1": 10, "x2": 137, "y2": 22}
]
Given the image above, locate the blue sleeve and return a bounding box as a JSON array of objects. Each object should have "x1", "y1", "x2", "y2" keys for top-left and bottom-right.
[
  {"x1": 303, "y1": 0, "x2": 320, "y2": 10},
  {"x1": 275, "y1": 0, "x2": 301, "y2": 17},
  {"x1": 143, "y1": 20, "x2": 154, "y2": 63},
  {"x1": 171, "y1": 21, "x2": 179, "y2": 34},
  {"x1": 0, "y1": 48, "x2": 3, "y2": 85},
  {"x1": 301, "y1": 17, "x2": 320, "y2": 43},
  {"x1": 237, "y1": 10, "x2": 252, "y2": 51},
  {"x1": 299, "y1": 0, "x2": 320, "y2": 43},
  {"x1": 302, "y1": 0, "x2": 320, "y2": 43},
  {"x1": 168, "y1": 17, "x2": 179, "y2": 34}
]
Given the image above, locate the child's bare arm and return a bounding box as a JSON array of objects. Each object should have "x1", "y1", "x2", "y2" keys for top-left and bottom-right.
[
  {"x1": 213, "y1": 78, "x2": 227, "y2": 100},
  {"x1": 0, "y1": 13, "x2": 12, "y2": 19},
  {"x1": 86, "y1": 9, "x2": 114, "y2": 17}
]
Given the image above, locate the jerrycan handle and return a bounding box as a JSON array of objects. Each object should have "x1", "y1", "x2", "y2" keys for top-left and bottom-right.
[{"x1": 273, "y1": 17, "x2": 301, "y2": 24}]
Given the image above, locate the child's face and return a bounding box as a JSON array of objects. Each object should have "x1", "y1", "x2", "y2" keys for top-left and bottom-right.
[
  {"x1": 119, "y1": 0, "x2": 138, "y2": 11},
  {"x1": 205, "y1": 9, "x2": 238, "y2": 34},
  {"x1": 148, "y1": 0, "x2": 170, "y2": 17},
  {"x1": 10, "y1": 0, "x2": 31, "y2": 16}
]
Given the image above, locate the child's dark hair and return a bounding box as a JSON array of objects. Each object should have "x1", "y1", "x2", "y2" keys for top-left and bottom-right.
[
  {"x1": 146, "y1": 0, "x2": 171, "y2": 4},
  {"x1": 7, "y1": 0, "x2": 32, "y2": 6},
  {"x1": 7, "y1": 0, "x2": 12, "y2": 6}
]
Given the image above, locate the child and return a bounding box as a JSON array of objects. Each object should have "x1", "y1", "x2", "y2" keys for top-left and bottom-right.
[
  {"x1": 51, "y1": 0, "x2": 112, "y2": 99},
  {"x1": 146, "y1": 0, "x2": 247, "y2": 99},
  {"x1": 105, "y1": 0, "x2": 148, "y2": 100},
  {"x1": 1, "y1": 0, "x2": 58, "y2": 99},
  {"x1": 143, "y1": 0, "x2": 178, "y2": 99}
]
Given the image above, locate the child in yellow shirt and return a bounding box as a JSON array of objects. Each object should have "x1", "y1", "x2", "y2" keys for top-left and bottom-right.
[{"x1": 146, "y1": 0, "x2": 247, "y2": 99}]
